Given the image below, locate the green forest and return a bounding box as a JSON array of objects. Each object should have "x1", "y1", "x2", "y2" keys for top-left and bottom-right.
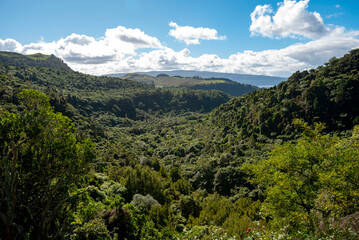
[
  {"x1": 119, "y1": 73, "x2": 257, "y2": 97},
  {"x1": 1, "y1": 49, "x2": 359, "y2": 239}
]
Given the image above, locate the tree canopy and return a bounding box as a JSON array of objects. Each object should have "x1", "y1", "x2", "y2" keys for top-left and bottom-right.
[{"x1": 0, "y1": 89, "x2": 94, "y2": 239}]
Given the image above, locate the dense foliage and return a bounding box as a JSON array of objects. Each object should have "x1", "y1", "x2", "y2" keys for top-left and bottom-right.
[
  {"x1": 0, "y1": 51, "x2": 73, "y2": 71},
  {"x1": 1, "y1": 50, "x2": 359, "y2": 239},
  {"x1": 244, "y1": 120, "x2": 359, "y2": 237},
  {"x1": 0, "y1": 90, "x2": 94, "y2": 239},
  {"x1": 0, "y1": 62, "x2": 231, "y2": 124},
  {"x1": 212, "y1": 49, "x2": 359, "y2": 139}
]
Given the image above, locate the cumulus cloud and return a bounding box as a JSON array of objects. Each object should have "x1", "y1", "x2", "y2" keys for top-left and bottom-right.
[
  {"x1": 169, "y1": 22, "x2": 226, "y2": 45},
  {"x1": 104, "y1": 26, "x2": 163, "y2": 53},
  {"x1": 0, "y1": 39, "x2": 22, "y2": 52},
  {"x1": 61, "y1": 33, "x2": 95, "y2": 46},
  {"x1": 250, "y1": 0, "x2": 331, "y2": 39}
]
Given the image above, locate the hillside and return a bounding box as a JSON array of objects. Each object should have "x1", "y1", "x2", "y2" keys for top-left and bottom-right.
[
  {"x1": 210, "y1": 48, "x2": 359, "y2": 139},
  {"x1": 110, "y1": 70, "x2": 287, "y2": 87},
  {"x1": 0, "y1": 51, "x2": 72, "y2": 71},
  {"x1": 1, "y1": 49, "x2": 359, "y2": 239},
  {"x1": 99, "y1": 49, "x2": 359, "y2": 238},
  {"x1": 121, "y1": 72, "x2": 258, "y2": 96},
  {"x1": 0, "y1": 54, "x2": 231, "y2": 125}
]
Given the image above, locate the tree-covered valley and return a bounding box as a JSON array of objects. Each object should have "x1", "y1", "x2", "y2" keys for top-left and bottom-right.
[{"x1": 1, "y1": 49, "x2": 359, "y2": 239}]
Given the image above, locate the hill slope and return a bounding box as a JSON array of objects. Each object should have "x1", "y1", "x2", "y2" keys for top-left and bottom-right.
[
  {"x1": 0, "y1": 54, "x2": 231, "y2": 125},
  {"x1": 211, "y1": 48, "x2": 359, "y2": 139},
  {"x1": 111, "y1": 49, "x2": 359, "y2": 201},
  {"x1": 0, "y1": 51, "x2": 72, "y2": 71},
  {"x1": 121, "y1": 73, "x2": 258, "y2": 96}
]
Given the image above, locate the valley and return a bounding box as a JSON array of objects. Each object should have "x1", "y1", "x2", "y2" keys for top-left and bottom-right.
[{"x1": 1, "y1": 50, "x2": 359, "y2": 239}]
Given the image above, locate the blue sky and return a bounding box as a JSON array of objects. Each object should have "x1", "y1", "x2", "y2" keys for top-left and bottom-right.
[{"x1": 1, "y1": 0, "x2": 359, "y2": 77}]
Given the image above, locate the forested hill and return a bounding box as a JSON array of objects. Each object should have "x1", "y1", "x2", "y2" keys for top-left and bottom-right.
[
  {"x1": 0, "y1": 56, "x2": 231, "y2": 125},
  {"x1": 0, "y1": 51, "x2": 73, "y2": 71},
  {"x1": 211, "y1": 48, "x2": 359, "y2": 139},
  {"x1": 120, "y1": 73, "x2": 258, "y2": 97}
]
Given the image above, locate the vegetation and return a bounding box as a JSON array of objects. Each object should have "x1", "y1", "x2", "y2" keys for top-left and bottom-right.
[
  {"x1": 212, "y1": 50, "x2": 359, "y2": 140},
  {"x1": 245, "y1": 120, "x2": 359, "y2": 238},
  {"x1": 0, "y1": 90, "x2": 94, "y2": 239},
  {"x1": 1, "y1": 49, "x2": 359, "y2": 239},
  {"x1": 0, "y1": 62, "x2": 231, "y2": 124},
  {"x1": 121, "y1": 73, "x2": 257, "y2": 96},
  {"x1": 0, "y1": 51, "x2": 72, "y2": 71}
]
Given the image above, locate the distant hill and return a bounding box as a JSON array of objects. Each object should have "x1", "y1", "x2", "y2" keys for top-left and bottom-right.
[
  {"x1": 0, "y1": 56, "x2": 231, "y2": 123},
  {"x1": 109, "y1": 70, "x2": 287, "y2": 87},
  {"x1": 120, "y1": 73, "x2": 158, "y2": 86},
  {"x1": 0, "y1": 51, "x2": 72, "y2": 71},
  {"x1": 120, "y1": 73, "x2": 258, "y2": 96}
]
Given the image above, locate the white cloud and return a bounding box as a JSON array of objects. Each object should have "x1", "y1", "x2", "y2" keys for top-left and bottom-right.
[
  {"x1": 250, "y1": 0, "x2": 331, "y2": 39},
  {"x1": 104, "y1": 26, "x2": 163, "y2": 54},
  {"x1": 169, "y1": 22, "x2": 226, "y2": 45},
  {"x1": 0, "y1": 39, "x2": 22, "y2": 52},
  {"x1": 61, "y1": 33, "x2": 96, "y2": 46}
]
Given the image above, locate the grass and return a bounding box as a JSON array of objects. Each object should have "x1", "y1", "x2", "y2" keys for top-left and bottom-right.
[
  {"x1": 26, "y1": 53, "x2": 51, "y2": 60},
  {"x1": 0, "y1": 51, "x2": 50, "y2": 61}
]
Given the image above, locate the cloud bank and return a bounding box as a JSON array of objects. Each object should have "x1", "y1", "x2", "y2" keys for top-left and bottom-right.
[
  {"x1": 1, "y1": 30, "x2": 358, "y2": 77},
  {"x1": 0, "y1": 1, "x2": 359, "y2": 77}
]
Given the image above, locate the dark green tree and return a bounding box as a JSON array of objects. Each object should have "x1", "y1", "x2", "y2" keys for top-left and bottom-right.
[{"x1": 0, "y1": 90, "x2": 94, "y2": 239}]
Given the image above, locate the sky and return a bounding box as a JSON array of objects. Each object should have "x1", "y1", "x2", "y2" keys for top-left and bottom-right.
[{"x1": 1, "y1": 0, "x2": 359, "y2": 77}]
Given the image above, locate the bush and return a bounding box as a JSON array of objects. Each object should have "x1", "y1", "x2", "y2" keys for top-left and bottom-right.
[{"x1": 131, "y1": 194, "x2": 161, "y2": 213}]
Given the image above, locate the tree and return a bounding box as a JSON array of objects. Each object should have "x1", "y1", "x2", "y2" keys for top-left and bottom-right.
[
  {"x1": 245, "y1": 120, "x2": 359, "y2": 235},
  {"x1": 0, "y1": 90, "x2": 94, "y2": 239},
  {"x1": 244, "y1": 120, "x2": 330, "y2": 233},
  {"x1": 319, "y1": 125, "x2": 359, "y2": 215}
]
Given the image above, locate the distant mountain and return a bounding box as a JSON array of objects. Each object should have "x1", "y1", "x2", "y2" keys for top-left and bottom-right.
[
  {"x1": 120, "y1": 73, "x2": 258, "y2": 96},
  {"x1": 108, "y1": 70, "x2": 287, "y2": 87},
  {"x1": 0, "y1": 51, "x2": 72, "y2": 71}
]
